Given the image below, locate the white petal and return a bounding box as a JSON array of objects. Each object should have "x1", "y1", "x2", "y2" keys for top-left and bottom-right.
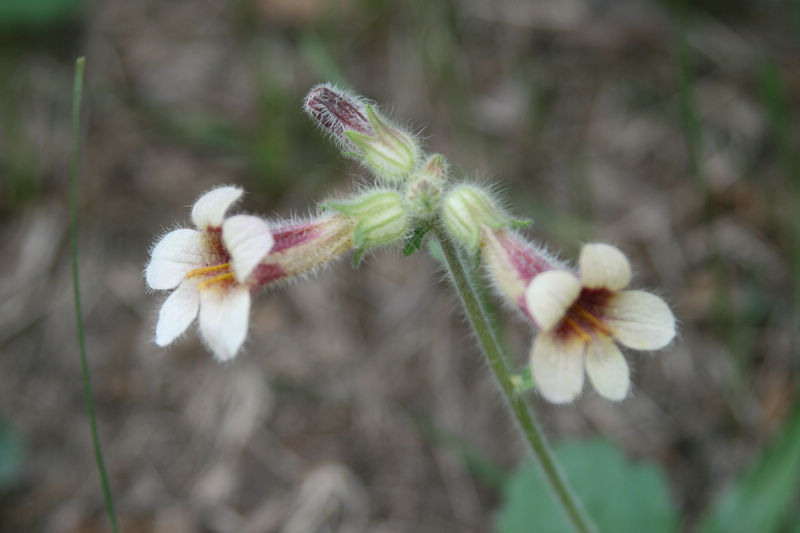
[
  {"x1": 191, "y1": 186, "x2": 243, "y2": 230},
  {"x1": 525, "y1": 270, "x2": 581, "y2": 331},
  {"x1": 579, "y1": 243, "x2": 631, "y2": 291},
  {"x1": 604, "y1": 290, "x2": 676, "y2": 350},
  {"x1": 146, "y1": 229, "x2": 204, "y2": 290},
  {"x1": 222, "y1": 215, "x2": 274, "y2": 282},
  {"x1": 199, "y1": 287, "x2": 251, "y2": 361},
  {"x1": 530, "y1": 333, "x2": 586, "y2": 404},
  {"x1": 155, "y1": 280, "x2": 200, "y2": 346},
  {"x1": 585, "y1": 335, "x2": 630, "y2": 401}
]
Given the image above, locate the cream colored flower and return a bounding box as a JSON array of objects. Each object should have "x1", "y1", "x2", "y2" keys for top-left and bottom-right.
[
  {"x1": 146, "y1": 186, "x2": 273, "y2": 361},
  {"x1": 525, "y1": 243, "x2": 675, "y2": 403}
]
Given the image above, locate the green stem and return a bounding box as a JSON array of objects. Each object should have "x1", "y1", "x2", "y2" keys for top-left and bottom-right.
[
  {"x1": 433, "y1": 226, "x2": 597, "y2": 533},
  {"x1": 71, "y1": 57, "x2": 120, "y2": 533}
]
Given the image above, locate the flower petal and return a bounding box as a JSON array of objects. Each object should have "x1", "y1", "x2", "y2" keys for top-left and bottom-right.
[
  {"x1": 198, "y1": 287, "x2": 251, "y2": 361},
  {"x1": 604, "y1": 290, "x2": 676, "y2": 350},
  {"x1": 155, "y1": 280, "x2": 200, "y2": 346},
  {"x1": 222, "y1": 215, "x2": 274, "y2": 282},
  {"x1": 579, "y1": 243, "x2": 631, "y2": 291},
  {"x1": 191, "y1": 186, "x2": 243, "y2": 230},
  {"x1": 585, "y1": 335, "x2": 630, "y2": 401},
  {"x1": 525, "y1": 270, "x2": 581, "y2": 331},
  {"x1": 146, "y1": 229, "x2": 204, "y2": 290},
  {"x1": 530, "y1": 333, "x2": 586, "y2": 404}
]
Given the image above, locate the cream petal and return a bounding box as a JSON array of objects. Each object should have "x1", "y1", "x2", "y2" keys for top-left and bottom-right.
[
  {"x1": 605, "y1": 290, "x2": 676, "y2": 350},
  {"x1": 222, "y1": 215, "x2": 274, "y2": 282},
  {"x1": 579, "y1": 243, "x2": 631, "y2": 291},
  {"x1": 155, "y1": 280, "x2": 200, "y2": 346},
  {"x1": 525, "y1": 270, "x2": 581, "y2": 331},
  {"x1": 530, "y1": 333, "x2": 586, "y2": 404},
  {"x1": 191, "y1": 186, "x2": 243, "y2": 230},
  {"x1": 146, "y1": 229, "x2": 205, "y2": 290},
  {"x1": 198, "y1": 287, "x2": 250, "y2": 361},
  {"x1": 585, "y1": 335, "x2": 630, "y2": 401}
]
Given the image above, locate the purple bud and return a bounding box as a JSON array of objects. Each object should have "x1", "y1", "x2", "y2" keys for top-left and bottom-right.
[{"x1": 303, "y1": 84, "x2": 374, "y2": 151}]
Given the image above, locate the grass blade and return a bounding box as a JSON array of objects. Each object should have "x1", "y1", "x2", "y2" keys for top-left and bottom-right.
[{"x1": 71, "y1": 56, "x2": 119, "y2": 532}]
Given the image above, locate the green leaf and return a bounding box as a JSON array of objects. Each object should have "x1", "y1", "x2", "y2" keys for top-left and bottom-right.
[
  {"x1": 403, "y1": 223, "x2": 432, "y2": 256},
  {"x1": 698, "y1": 399, "x2": 800, "y2": 533},
  {"x1": 0, "y1": 420, "x2": 24, "y2": 491},
  {"x1": 497, "y1": 440, "x2": 678, "y2": 533}
]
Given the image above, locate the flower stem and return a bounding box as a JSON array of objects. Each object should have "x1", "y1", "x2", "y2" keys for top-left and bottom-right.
[
  {"x1": 433, "y1": 226, "x2": 597, "y2": 533},
  {"x1": 71, "y1": 57, "x2": 120, "y2": 533}
]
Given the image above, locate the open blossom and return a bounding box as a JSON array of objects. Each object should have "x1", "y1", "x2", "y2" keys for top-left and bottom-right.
[
  {"x1": 146, "y1": 186, "x2": 358, "y2": 361},
  {"x1": 146, "y1": 186, "x2": 274, "y2": 361},
  {"x1": 525, "y1": 244, "x2": 676, "y2": 403}
]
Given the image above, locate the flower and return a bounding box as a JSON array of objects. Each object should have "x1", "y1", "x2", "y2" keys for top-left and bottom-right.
[
  {"x1": 524, "y1": 243, "x2": 676, "y2": 403},
  {"x1": 146, "y1": 186, "x2": 274, "y2": 361}
]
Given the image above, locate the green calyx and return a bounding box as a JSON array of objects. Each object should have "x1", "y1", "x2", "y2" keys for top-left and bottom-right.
[
  {"x1": 442, "y1": 185, "x2": 526, "y2": 253},
  {"x1": 345, "y1": 105, "x2": 420, "y2": 182},
  {"x1": 327, "y1": 189, "x2": 410, "y2": 263}
]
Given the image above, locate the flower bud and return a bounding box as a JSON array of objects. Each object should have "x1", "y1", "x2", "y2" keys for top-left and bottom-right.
[
  {"x1": 442, "y1": 185, "x2": 510, "y2": 253},
  {"x1": 327, "y1": 190, "x2": 409, "y2": 250},
  {"x1": 303, "y1": 84, "x2": 373, "y2": 153},
  {"x1": 304, "y1": 85, "x2": 421, "y2": 182},
  {"x1": 345, "y1": 105, "x2": 421, "y2": 182},
  {"x1": 405, "y1": 153, "x2": 448, "y2": 219}
]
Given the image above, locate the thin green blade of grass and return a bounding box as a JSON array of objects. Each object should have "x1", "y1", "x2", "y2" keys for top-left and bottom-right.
[{"x1": 71, "y1": 56, "x2": 119, "y2": 533}]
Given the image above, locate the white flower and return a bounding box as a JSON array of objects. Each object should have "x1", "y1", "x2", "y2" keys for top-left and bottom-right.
[
  {"x1": 145, "y1": 186, "x2": 274, "y2": 361},
  {"x1": 525, "y1": 243, "x2": 676, "y2": 403}
]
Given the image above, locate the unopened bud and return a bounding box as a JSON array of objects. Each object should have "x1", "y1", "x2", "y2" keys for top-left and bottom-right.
[
  {"x1": 346, "y1": 106, "x2": 421, "y2": 182},
  {"x1": 405, "y1": 153, "x2": 448, "y2": 219},
  {"x1": 327, "y1": 190, "x2": 409, "y2": 250},
  {"x1": 304, "y1": 84, "x2": 373, "y2": 153},
  {"x1": 442, "y1": 185, "x2": 510, "y2": 252},
  {"x1": 304, "y1": 85, "x2": 421, "y2": 181}
]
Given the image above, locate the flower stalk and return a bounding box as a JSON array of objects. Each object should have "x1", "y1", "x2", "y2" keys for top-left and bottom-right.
[{"x1": 433, "y1": 225, "x2": 598, "y2": 533}]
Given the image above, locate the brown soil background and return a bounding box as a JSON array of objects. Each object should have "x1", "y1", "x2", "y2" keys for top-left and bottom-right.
[{"x1": 1, "y1": 0, "x2": 799, "y2": 531}]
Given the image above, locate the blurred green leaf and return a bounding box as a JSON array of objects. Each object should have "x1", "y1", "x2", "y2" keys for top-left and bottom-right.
[
  {"x1": 0, "y1": 0, "x2": 85, "y2": 30},
  {"x1": 698, "y1": 400, "x2": 800, "y2": 533},
  {"x1": 496, "y1": 440, "x2": 678, "y2": 533},
  {"x1": 0, "y1": 420, "x2": 24, "y2": 491}
]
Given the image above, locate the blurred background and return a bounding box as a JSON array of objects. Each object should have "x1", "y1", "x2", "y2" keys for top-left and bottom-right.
[{"x1": 1, "y1": 0, "x2": 799, "y2": 531}]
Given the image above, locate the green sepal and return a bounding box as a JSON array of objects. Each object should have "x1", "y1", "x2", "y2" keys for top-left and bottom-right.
[
  {"x1": 510, "y1": 218, "x2": 533, "y2": 229},
  {"x1": 352, "y1": 247, "x2": 367, "y2": 267}
]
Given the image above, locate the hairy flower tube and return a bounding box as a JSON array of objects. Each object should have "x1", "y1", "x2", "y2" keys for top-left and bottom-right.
[
  {"x1": 146, "y1": 186, "x2": 355, "y2": 361},
  {"x1": 304, "y1": 84, "x2": 421, "y2": 182}
]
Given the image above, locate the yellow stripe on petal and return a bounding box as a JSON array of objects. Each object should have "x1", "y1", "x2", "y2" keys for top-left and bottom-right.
[
  {"x1": 579, "y1": 243, "x2": 631, "y2": 291},
  {"x1": 585, "y1": 335, "x2": 630, "y2": 401},
  {"x1": 530, "y1": 333, "x2": 585, "y2": 404},
  {"x1": 605, "y1": 290, "x2": 676, "y2": 350}
]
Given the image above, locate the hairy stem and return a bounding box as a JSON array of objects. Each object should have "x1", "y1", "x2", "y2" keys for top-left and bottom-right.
[{"x1": 433, "y1": 226, "x2": 597, "y2": 533}]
